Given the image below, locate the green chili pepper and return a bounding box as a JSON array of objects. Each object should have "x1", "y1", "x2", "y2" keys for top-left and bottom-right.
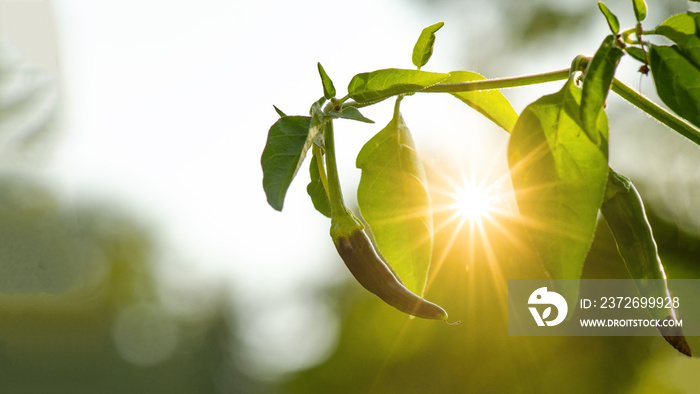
[
  {"x1": 322, "y1": 120, "x2": 448, "y2": 321},
  {"x1": 601, "y1": 168, "x2": 691, "y2": 356}
]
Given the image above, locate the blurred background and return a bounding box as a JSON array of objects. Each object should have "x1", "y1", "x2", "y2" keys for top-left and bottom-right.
[{"x1": 0, "y1": 0, "x2": 699, "y2": 392}]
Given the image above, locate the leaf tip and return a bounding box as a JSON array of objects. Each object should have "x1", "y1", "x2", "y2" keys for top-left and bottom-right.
[{"x1": 273, "y1": 105, "x2": 287, "y2": 117}]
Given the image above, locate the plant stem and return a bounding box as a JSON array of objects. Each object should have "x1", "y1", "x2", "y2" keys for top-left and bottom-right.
[
  {"x1": 611, "y1": 79, "x2": 700, "y2": 146},
  {"x1": 323, "y1": 121, "x2": 362, "y2": 239},
  {"x1": 313, "y1": 144, "x2": 329, "y2": 197},
  {"x1": 421, "y1": 68, "x2": 571, "y2": 93},
  {"x1": 342, "y1": 68, "x2": 573, "y2": 109},
  {"x1": 324, "y1": 121, "x2": 346, "y2": 216}
]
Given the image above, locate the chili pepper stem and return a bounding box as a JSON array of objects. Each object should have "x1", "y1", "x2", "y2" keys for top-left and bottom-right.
[{"x1": 323, "y1": 121, "x2": 363, "y2": 241}]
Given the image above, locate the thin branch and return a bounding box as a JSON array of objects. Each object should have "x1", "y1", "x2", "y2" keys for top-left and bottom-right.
[{"x1": 611, "y1": 78, "x2": 700, "y2": 146}]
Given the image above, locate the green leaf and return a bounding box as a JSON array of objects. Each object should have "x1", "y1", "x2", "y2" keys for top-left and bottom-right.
[
  {"x1": 309, "y1": 96, "x2": 328, "y2": 146},
  {"x1": 412, "y1": 22, "x2": 444, "y2": 69},
  {"x1": 317, "y1": 63, "x2": 336, "y2": 99},
  {"x1": 356, "y1": 102, "x2": 433, "y2": 296},
  {"x1": 507, "y1": 79, "x2": 609, "y2": 308},
  {"x1": 261, "y1": 116, "x2": 316, "y2": 211},
  {"x1": 601, "y1": 169, "x2": 669, "y2": 317},
  {"x1": 653, "y1": 13, "x2": 700, "y2": 68},
  {"x1": 328, "y1": 106, "x2": 374, "y2": 123},
  {"x1": 600, "y1": 168, "x2": 691, "y2": 356},
  {"x1": 650, "y1": 44, "x2": 700, "y2": 129},
  {"x1": 443, "y1": 71, "x2": 519, "y2": 132},
  {"x1": 597, "y1": 2, "x2": 620, "y2": 35},
  {"x1": 309, "y1": 96, "x2": 326, "y2": 115},
  {"x1": 307, "y1": 148, "x2": 331, "y2": 217},
  {"x1": 632, "y1": 0, "x2": 647, "y2": 22},
  {"x1": 624, "y1": 47, "x2": 647, "y2": 63},
  {"x1": 347, "y1": 69, "x2": 450, "y2": 103},
  {"x1": 273, "y1": 105, "x2": 287, "y2": 117},
  {"x1": 655, "y1": 12, "x2": 696, "y2": 46},
  {"x1": 580, "y1": 35, "x2": 623, "y2": 145},
  {"x1": 654, "y1": 12, "x2": 697, "y2": 46}
]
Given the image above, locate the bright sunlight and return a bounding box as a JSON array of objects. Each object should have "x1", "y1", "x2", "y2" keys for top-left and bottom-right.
[{"x1": 451, "y1": 182, "x2": 497, "y2": 225}]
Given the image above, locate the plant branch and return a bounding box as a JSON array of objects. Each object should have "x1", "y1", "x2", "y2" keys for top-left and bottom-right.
[
  {"x1": 323, "y1": 121, "x2": 347, "y2": 217},
  {"x1": 421, "y1": 67, "x2": 571, "y2": 93},
  {"x1": 611, "y1": 79, "x2": 700, "y2": 146},
  {"x1": 342, "y1": 68, "x2": 573, "y2": 109},
  {"x1": 323, "y1": 120, "x2": 364, "y2": 239}
]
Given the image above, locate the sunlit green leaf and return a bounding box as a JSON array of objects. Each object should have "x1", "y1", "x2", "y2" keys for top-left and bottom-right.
[
  {"x1": 328, "y1": 106, "x2": 374, "y2": 123},
  {"x1": 653, "y1": 13, "x2": 700, "y2": 68},
  {"x1": 443, "y1": 71, "x2": 519, "y2": 132},
  {"x1": 348, "y1": 69, "x2": 449, "y2": 103},
  {"x1": 356, "y1": 102, "x2": 432, "y2": 296},
  {"x1": 632, "y1": 0, "x2": 647, "y2": 22},
  {"x1": 318, "y1": 63, "x2": 336, "y2": 99},
  {"x1": 307, "y1": 148, "x2": 331, "y2": 217},
  {"x1": 507, "y1": 79, "x2": 609, "y2": 308},
  {"x1": 261, "y1": 116, "x2": 313, "y2": 211},
  {"x1": 412, "y1": 22, "x2": 444, "y2": 69},
  {"x1": 597, "y1": 2, "x2": 620, "y2": 35},
  {"x1": 650, "y1": 44, "x2": 700, "y2": 129},
  {"x1": 655, "y1": 12, "x2": 695, "y2": 45},
  {"x1": 581, "y1": 35, "x2": 622, "y2": 145}
]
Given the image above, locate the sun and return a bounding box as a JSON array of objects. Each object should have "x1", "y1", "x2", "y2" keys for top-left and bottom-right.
[{"x1": 450, "y1": 181, "x2": 497, "y2": 225}]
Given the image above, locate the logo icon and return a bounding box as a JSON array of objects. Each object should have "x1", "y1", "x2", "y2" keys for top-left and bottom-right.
[{"x1": 528, "y1": 287, "x2": 567, "y2": 327}]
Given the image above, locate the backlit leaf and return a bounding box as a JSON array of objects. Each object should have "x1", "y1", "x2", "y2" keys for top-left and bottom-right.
[
  {"x1": 443, "y1": 71, "x2": 519, "y2": 132},
  {"x1": 412, "y1": 22, "x2": 444, "y2": 69},
  {"x1": 632, "y1": 0, "x2": 647, "y2": 22},
  {"x1": 581, "y1": 35, "x2": 623, "y2": 145},
  {"x1": 348, "y1": 69, "x2": 449, "y2": 103},
  {"x1": 654, "y1": 12, "x2": 696, "y2": 46},
  {"x1": 507, "y1": 79, "x2": 609, "y2": 308},
  {"x1": 356, "y1": 102, "x2": 433, "y2": 296},
  {"x1": 597, "y1": 2, "x2": 620, "y2": 35}
]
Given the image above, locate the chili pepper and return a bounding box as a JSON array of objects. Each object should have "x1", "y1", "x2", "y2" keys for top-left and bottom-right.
[
  {"x1": 323, "y1": 120, "x2": 448, "y2": 321},
  {"x1": 601, "y1": 168, "x2": 691, "y2": 356},
  {"x1": 335, "y1": 225, "x2": 448, "y2": 320}
]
